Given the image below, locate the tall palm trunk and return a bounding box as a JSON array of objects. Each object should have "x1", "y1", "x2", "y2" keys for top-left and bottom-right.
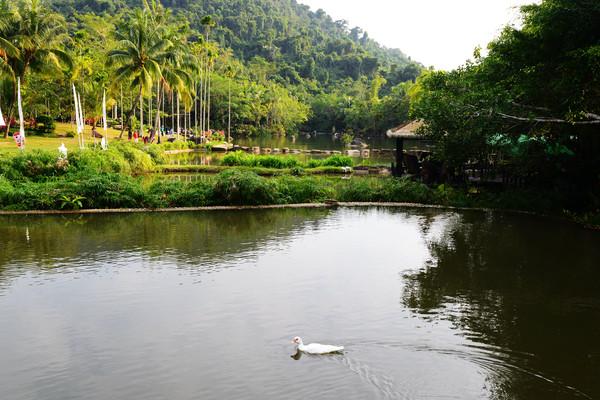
[
  {"x1": 155, "y1": 82, "x2": 162, "y2": 144},
  {"x1": 203, "y1": 59, "x2": 209, "y2": 132},
  {"x1": 119, "y1": 85, "x2": 125, "y2": 139},
  {"x1": 194, "y1": 80, "x2": 198, "y2": 132},
  {"x1": 122, "y1": 90, "x2": 141, "y2": 140},
  {"x1": 139, "y1": 89, "x2": 144, "y2": 137},
  {"x1": 200, "y1": 56, "x2": 205, "y2": 133},
  {"x1": 206, "y1": 64, "x2": 212, "y2": 131},
  {"x1": 149, "y1": 93, "x2": 152, "y2": 134},
  {"x1": 228, "y1": 77, "x2": 232, "y2": 143}
]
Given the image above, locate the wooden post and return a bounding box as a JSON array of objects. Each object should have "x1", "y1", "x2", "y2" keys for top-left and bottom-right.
[{"x1": 394, "y1": 137, "x2": 404, "y2": 176}]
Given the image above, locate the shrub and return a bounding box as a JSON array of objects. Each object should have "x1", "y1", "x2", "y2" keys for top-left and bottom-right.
[
  {"x1": 212, "y1": 169, "x2": 280, "y2": 205},
  {"x1": 275, "y1": 176, "x2": 335, "y2": 204},
  {"x1": 143, "y1": 145, "x2": 167, "y2": 164},
  {"x1": 222, "y1": 151, "x2": 299, "y2": 169},
  {"x1": 68, "y1": 147, "x2": 132, "y2": 174},
  {"x1": 35, "y1": 115, "x2": 56, "y2": 134},
  {"x1": 148, "y1": 179, "x2": 213, "y2": 207},
  {"x1": 6, "y1": 150, "x2": 68, "y2": 181},
  {"x1": 336, "y1": 177, "x2": 434, "y2": 203},
  {"x1": 336, "y1": 178, "x2": 381, "y2": 202},
  {"x1": 222, "y1": 152, "x2": 349, "y2": 169},
  {"x1": 113, "y1": 143, "x2": 155, "y2": 172},
  {"x1": 73, "y1": 173, "x2": 148, "y2": 209},
  {"x1": 221, "y1": 151, "x2": 252, "y2": 167},
  {"x1": 321, "y1": 155, "x2": 353, "y2": 167},
  {"x1": 0, "y1": 176, "x2": 16, "y2": 206}
]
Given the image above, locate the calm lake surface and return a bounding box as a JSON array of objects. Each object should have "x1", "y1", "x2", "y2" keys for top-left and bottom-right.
[
  {"x1": 0, "y1": 208, "x2": 598, "y2": 400},
  {"x1": 165, "y1": 133, "x2": 431, "y2": 166}
]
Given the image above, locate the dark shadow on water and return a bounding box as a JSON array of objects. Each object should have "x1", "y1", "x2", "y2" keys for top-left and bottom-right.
[{"x1": 401, "y1": 211, "x2": 600, "y2": 399}]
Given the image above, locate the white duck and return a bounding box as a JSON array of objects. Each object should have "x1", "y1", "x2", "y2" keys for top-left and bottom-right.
[{"x1": 292, "y1": 337, "x2": 344, "y2": 354}]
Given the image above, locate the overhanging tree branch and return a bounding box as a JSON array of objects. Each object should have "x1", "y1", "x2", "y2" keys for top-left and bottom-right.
[{"x1": 496, "y1": 112, "x2": 600, "y2": 125}]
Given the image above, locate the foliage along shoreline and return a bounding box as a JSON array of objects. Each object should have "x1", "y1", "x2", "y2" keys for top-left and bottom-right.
[{"x1": 0, "y1": 143, "x2": 598, "y2": 229}]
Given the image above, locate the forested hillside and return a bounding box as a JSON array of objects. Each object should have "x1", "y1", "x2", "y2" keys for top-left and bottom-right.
[
  {"x1": 47, "y1": 0, "x2": 422, "y2": 134},
  {"x1": 52, "y1": 0, "x2": 420, "y2": 85}
]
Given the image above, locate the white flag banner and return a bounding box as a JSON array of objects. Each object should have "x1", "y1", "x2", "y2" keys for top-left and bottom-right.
[
  {"x1": 77, "y1": 92, "x2": 84, "y2": 134},
  {"x1": 102, "y1": 90, "x2": 108, "y2": 149},
  {"x1": 102, "y1": 90, "x2": 108, "y2": 131},
  {"x1": 0, "y1": 103, "x2": 5, "y2": 127},
  {"x1": 73, "y1": 84, "x2": 81, "y2": 134},
  {"x1": 78, "y1": 92, "x2": 85, "y2": 149},
  {"x1": 17, "y1": 77, "x2": 25, "y2": 138}
]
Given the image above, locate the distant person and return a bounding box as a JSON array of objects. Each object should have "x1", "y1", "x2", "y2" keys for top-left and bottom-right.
[{"x1": 91, "y1": 126, "x2": 103, "y2": 139}]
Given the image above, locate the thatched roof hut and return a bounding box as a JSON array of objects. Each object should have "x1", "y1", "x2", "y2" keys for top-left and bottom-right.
[
  {"x1": 386, "y1": 121, "x2": 429, "y2": 176},
  {"x1": 386, "y1": 120, "x2": 426, "y2": 139}
]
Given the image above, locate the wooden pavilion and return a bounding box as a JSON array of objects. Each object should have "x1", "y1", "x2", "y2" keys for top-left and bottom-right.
[{"x1": 386, "y1": 120, "x2": 428, "y2": 176}]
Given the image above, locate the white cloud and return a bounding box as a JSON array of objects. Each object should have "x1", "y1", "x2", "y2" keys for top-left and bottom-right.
[{"x1": 299, "y1": 0, "x2": 540, "y2": 70}]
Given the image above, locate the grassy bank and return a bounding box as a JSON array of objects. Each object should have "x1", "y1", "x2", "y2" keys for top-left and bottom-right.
[
  {"x1": 0, "y1": 143, "x2": 597, "y2": 227},
  {"x1": 0, "y1": 123, "x2": 123, "y2": 153},
  {"x1": 0, "y1": 122, "x2": 222, "y2": 154}
]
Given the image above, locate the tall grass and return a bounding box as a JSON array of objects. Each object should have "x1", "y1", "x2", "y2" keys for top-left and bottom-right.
[
  {"x1": 222, "y1": 151, "x2": 353, "y2": 169},
  {"x1": 222, "y1": 151, "x2": 300, "y2": 169}
]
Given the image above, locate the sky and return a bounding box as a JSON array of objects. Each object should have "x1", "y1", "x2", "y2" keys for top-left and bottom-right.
[{"x1": 298, "y1": 0, "x2": 540, "y2": 70}]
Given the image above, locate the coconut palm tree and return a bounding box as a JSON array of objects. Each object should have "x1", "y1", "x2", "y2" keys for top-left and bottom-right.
[
  {"x1": 0, "y1": 0, "x2": 71, "y2": 137},
  {"x1": 225, "y1": 65, "x2": 236, "y2": 143},
  {"x1": 108, "y1": 8, "x2": 171, "y2": 138},
  {"x1": 200, "y1": 16, "x2": 216, "y2": 133},
  {"x1": 109, "y1": 2, "x2": 197, "y2": 141}
]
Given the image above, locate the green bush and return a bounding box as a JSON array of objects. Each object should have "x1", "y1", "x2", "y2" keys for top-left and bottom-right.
[
  {"x1": 275, "y1": 176, "x2": 335, "y2": 203},
  {"x1": 212, "y1": 169, "x2": 280, "y2": 205},
  {"x1": 222, "y1": 151, "x2": 350, "y2": 169},
  {"x1": 222, "y1": 151, "x2": 299, "y2": 169},
  {"x1": 2, "y1": 150, "x2": 68, "y2": 181},
  {"x1": 336, "y1": 177, "x2": 434, "y2": 203},
  {"x1": 113, "y1": 143, "x2": 155, "y2": 172},
  {"x1": 148, "y1": 179, "x2": 213, "y2": 207},
  {"x1": 143, "y1": 145, "x2": 167, "y2": 164},
  {"x1": 68, "y1": 147, "x2": 131, "y2": 174},
  {"x1": 0, "y1": 176, "x2": 16, "y2": 206},
  {"x1": 320, "y1": 155, "x2": 353, "y2": 167},
  {"x1": 69, "y1": 173, "x2": 147, "y2": 209},
  {"x1": 35, "y1": 115, "x2": 56, "y2": 134}
]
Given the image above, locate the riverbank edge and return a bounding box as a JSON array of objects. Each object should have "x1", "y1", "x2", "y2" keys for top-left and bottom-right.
[{"x1": 1, "y1": 202, "x2": 597, "y2": 230}]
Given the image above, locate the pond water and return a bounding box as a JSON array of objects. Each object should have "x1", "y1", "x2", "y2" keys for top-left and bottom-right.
[
  {"x1": 165, "y1": 151, "x2": 394, "y2": 167},
  {"x1": 0, "y1": 208, "x2": 598, "y2": 400},
  {"x1": 233, "y1": 132, "x2": 399, "y2": 152},
  {"x1": 165, "y1": 133, "x2": 432, "y2": 166}
]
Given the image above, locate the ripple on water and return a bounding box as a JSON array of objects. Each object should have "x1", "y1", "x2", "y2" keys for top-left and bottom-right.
[{"x1": 0, "y1": 208, "x2": 599, "y2": 400}]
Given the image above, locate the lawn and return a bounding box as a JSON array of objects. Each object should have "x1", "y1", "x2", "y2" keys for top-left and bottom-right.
[{"x1": 0, "y1": 123, "x2": 125, "y2": 154}]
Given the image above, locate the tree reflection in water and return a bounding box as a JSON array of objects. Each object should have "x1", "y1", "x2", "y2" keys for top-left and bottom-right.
[
  {"x1": 0, "y1": 209, "x2": 331, "y2": 287},
  {"x1": 402, "y1": 211, "x2": 600, "y2": 399}
]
